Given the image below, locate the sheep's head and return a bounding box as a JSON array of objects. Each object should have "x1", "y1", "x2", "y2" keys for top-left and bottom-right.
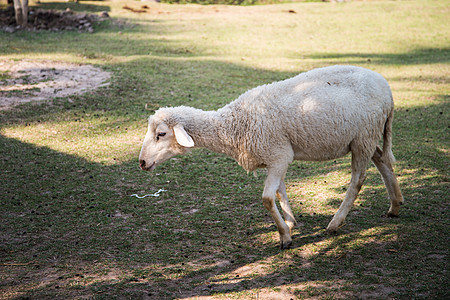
[{"x1": 139, "y1": 113, "x2": 195, "y2": 171}]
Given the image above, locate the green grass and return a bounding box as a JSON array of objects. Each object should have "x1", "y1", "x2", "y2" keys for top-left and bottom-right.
[{"x1": 1, "y1": 0, "x2": 449, "y2": 299}]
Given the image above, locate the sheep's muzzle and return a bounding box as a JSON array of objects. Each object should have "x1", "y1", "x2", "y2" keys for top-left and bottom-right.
[{"x1": 139, "y1": 160, "x2": 155, "y2": 171}]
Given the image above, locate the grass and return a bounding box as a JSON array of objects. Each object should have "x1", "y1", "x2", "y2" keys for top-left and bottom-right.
[{"x1": 1, "y1": 0, "x2": 449, "y2": 299}]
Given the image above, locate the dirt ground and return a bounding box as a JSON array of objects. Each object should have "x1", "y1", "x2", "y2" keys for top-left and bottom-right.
[
  {"x1": 0, "y1": 5, "x2": 107, "y2": 33},
  {"x1": 0, "y1": 6, "x2": 113, "y2": 109},
  {"x1": 0, "y1": 60, "x2": 111, "y2": 109}
]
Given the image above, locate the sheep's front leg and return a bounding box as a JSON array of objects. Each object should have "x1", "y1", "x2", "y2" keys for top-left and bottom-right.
[
  {"x1": 277, "y1": 180, "x2": 297, "y2": 236},
  {"x1": 263, "y1": 167, "x2": 292, "y2": 249}
]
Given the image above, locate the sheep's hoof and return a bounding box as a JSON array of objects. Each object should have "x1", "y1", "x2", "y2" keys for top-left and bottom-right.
[
  {"x1": 386, "y1": 212, "x2": 399, "y2": 218},
  {"x1": 326, "y1": 220, "x2": 345, "y2": 234},
  {"x1": 280, "y1": 240, "x2": 292, "y2": 250},
  {"x1": 326, "y1": 228, "x2": 338, "y2": 235},
  {"x1": 326, "y1": 224, "x2": 339, "y2": 235}
]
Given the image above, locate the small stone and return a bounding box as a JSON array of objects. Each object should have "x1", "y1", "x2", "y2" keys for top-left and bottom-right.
[{"x1": 3, "y1": 26, "x2": 17, "y2": 33}]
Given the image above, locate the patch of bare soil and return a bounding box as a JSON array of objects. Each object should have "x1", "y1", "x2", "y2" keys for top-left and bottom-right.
[
  {"x1": 0, "y1": 6, "x2": 108, "y2": 33},
  {"x1": 0, "y1": 60, "x2": 111, "y2": 110}
]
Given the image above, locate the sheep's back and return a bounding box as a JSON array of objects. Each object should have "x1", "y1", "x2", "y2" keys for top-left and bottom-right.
[{"x1": 221, "y1": 66, "x2": 393, "y2": 163}]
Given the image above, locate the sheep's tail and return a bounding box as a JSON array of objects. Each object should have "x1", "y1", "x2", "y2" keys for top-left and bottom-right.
[{"x1": 382, "y1": 106, "x2": 396, "y2": 166}]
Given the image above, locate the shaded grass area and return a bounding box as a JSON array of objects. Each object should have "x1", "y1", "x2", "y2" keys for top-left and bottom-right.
[{"x1": 1, "y1": 0, "x2": 449, "y2": 299}]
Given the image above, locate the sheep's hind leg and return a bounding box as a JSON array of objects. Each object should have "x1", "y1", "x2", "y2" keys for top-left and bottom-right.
[
  {"x1": 327, "y1": 152, "x2": 370, "y2": 234},
  {"x1": 263, "y1": 167, "x2": 292, "y2": 249},
  {"x1": 277, "y1": 180, "x2": 297, "y2": 236},
  {"x1": 371, "y1": 146, "x2": 404, "y2": 217}
]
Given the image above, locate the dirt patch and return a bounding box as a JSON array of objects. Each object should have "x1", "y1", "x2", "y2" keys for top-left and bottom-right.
[
  {"x1": 0, "y1": 60, "x2": 111, "y2": 109},
  {"x1": 0, "y1": 6, "x2": 108, "y2": 33}
]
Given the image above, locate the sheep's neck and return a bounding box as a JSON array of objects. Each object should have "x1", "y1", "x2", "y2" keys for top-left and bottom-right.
[
  {"x1": 185, "y1": 109, "x2": 259, "y2": 171},
  {"x1": 187, "y1": 111, "x2": 233, "y2": 155}
]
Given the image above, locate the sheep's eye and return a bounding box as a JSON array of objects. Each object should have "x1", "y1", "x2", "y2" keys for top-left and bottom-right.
[{"x1": 156, "y1": 132, "x2": 166, "y2": 141}]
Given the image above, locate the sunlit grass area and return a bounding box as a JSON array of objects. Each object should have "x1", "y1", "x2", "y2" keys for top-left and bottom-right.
[{"x1": 1, "y1": 0, "x2": 448, "y2": 299}]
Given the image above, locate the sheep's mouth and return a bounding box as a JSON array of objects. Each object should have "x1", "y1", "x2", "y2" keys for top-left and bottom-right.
[{"x1": 140, "y1": 161, "x2": 156, "y2": 171}]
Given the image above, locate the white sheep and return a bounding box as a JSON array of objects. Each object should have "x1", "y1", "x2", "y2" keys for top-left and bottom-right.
[{"x1": 139, "y1": 65, "x2": 404, "y2": 249}]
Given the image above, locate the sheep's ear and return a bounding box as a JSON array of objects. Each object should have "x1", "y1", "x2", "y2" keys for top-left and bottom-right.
[{"x1": 173, "y1": 124, "x2": 195, "y2": 148}]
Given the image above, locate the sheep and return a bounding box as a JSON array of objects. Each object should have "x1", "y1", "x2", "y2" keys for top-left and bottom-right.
[{"x1": 139, "y1": 65, "x2": 404, "y2": 249}]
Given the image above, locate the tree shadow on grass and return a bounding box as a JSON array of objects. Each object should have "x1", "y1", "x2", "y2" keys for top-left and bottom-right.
[
  {"x1": 302, "y1": 47, "x2": 450, "y2": 66},
  {"x1": 0, "y1": 130, "x2": 400, "y2": 298},
  {"x1": 1, "y1": 101, "x2": 448, "y2": 299}
]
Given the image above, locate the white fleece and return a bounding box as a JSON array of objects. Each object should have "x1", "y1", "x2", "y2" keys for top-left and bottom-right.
[{"x1": 150, "y1": 65, "x2": 394, "y2": 172}]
